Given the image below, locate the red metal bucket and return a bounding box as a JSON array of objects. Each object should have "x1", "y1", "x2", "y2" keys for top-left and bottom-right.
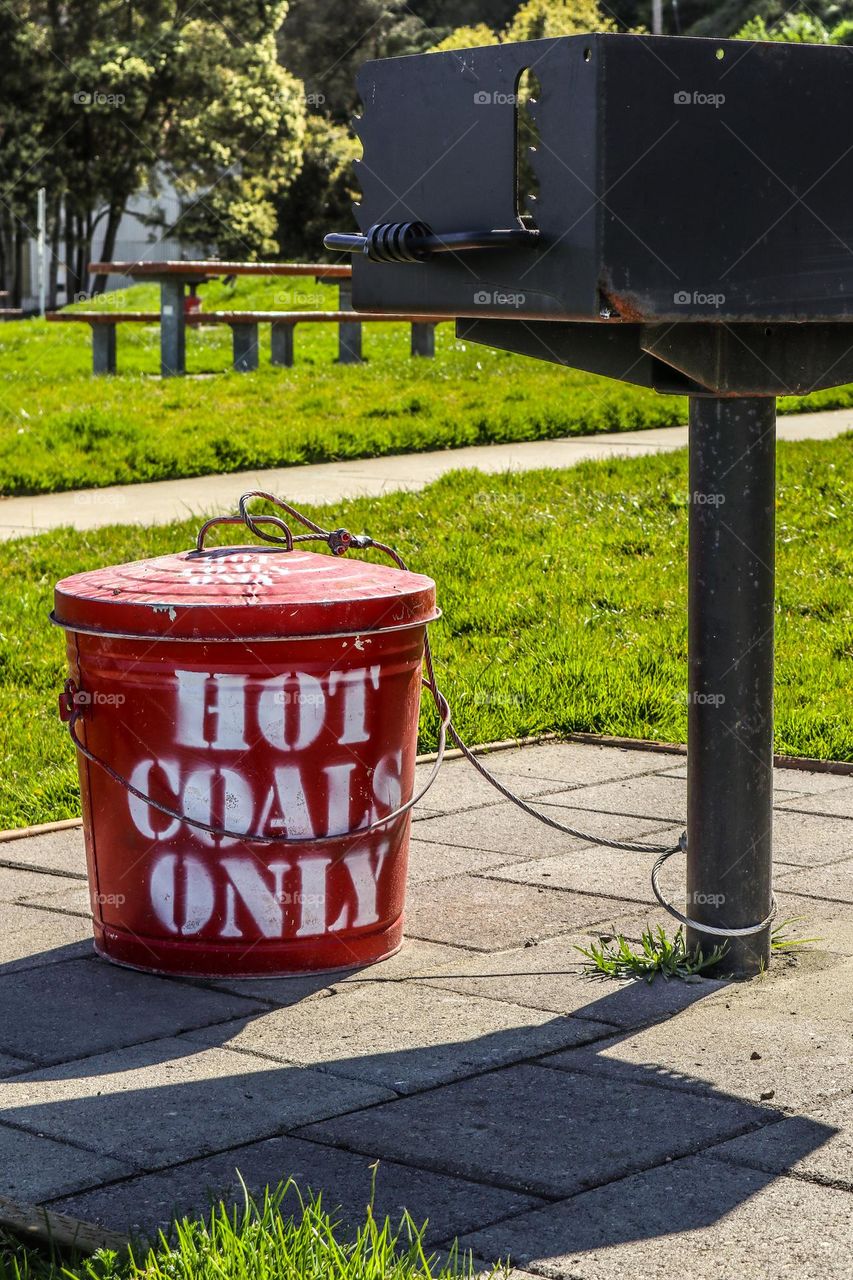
[{"x1": 53, "y1": 528, "x2": 438, "y2": 977}]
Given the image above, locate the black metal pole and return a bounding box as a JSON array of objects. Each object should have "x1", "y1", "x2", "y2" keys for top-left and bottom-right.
[{"x1": 686, "y1": 395, "x2": 776, "y2": 975}]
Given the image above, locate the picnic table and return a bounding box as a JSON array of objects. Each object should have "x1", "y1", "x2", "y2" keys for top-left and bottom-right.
[
  {"x1": 88, "y1": 260, "x2": 359, "y2": 376},
  {"x1": 83, "y1": 260, "x2": 439, "y2": 374}
]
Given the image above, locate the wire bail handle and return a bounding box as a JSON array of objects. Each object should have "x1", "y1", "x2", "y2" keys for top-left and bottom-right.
[{"x1": 194, "y1": 513, "x2": 294, "y2": 553}]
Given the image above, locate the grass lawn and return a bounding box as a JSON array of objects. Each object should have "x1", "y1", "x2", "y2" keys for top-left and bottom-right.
[
  {"x1": 2, "y1": 277, "x2": 853, "y2": 496},
  {"x1": 1, "y1": 437, "x2": 849, "y2": 830},
  {"x1": 0, "y1": 1181, "x2": 476, "y2": 1280}
]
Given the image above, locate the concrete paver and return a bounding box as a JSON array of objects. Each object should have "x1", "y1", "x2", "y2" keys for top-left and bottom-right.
[
  {"x1": 776, "y1": 855, "x2": 853, "y2": 901},
  {"x1": 459, "y1": 1153, "x2": 852, "y2": 1280},
  {"x1": 0, "y1": 826, "x2": 88, "y2": 877},
  {"x1": 427, "y1": 742, "x2": 679, "y2": 789},
  {"x1": 0, "y1": 902, "x2": 93, "y2": 972},
  {"x1": 533, "y1": 774, "x2": 688, "y2": 824},
  {"x1": 0, "y1": 736, "x2": 850, "y2": 1275},
  {"x1": 0, "y1": 1038, "x2": 392, "y2": 1169},
  {"x1": 405, "y1": 873, "x2": 637, "y2": 950},
  {"x1": 481, "y1": 844, "x2": 670, "y2": 907},
  {"x1": 0, "y1": 1123, "x2": 133, "y2": 1201},
  {"x1": 776, "y1": 783, "x2": 853, "y2": 817},
  {"x1": 411, "y1": 754, "x2": 579, "y2": 816},
  {"x1": 3, "y1": 406, "x2": 850, "y2": 542},
  {"x1": 417, "y1": 933, "x2": 726, "y2": 1023},
  {"x1": 709, "y1": 1091, "x2": 853, "y2": 1189},
  {"x1": 406, "y1": 835, "x2": 531, "y2": 882},
  {"x1": 0, "y1": 955, "x2": 263, "y2": 1066},
  {"x1": 0, "y1": 864, "x2": 87, "y2": 908},
  {"x1": 410, "y1": 799, "x2": 675, "y2": 861},
  {"x1": 656, "y1": 760, "x2": 853, "y2": 793},
  {"x1": 0, "y1": 1053, "x2": 33, "y2": 1076},
  {"x1": 773, "y1": 890, "x2": 853, "y2": 956},
  {"x1": 298, "y1": 1062, "x2": 768, "y2": 1199},
  {"x1": 199, "y1": 938, "x2": 464, "y2": 1004},
  {"x1": 182, "y1": 982, "x2": 615, "y2": 1095},
  {"x1": 19, "y1": 883, "x2": 92, "y2": 916},
  {"x1": 770, "y1": 808, "x2": 853, "y2": 867},
  {"x1": 543, "y1": 956, "x2": 853, "y2": 1111},
  {"x1": 51, "y1": 1134, "x2": 544, "y2": 1243}
]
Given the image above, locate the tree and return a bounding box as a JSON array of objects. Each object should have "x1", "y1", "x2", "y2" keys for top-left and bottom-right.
[
  {"x1": 430, "y1": 0, "x2": 618, "y2": 52},
  {"x1": 145, "y1": 9, "x2": 305, "y2": 261},
  {"x1": 689, "y1": 0, "x2": 853, "y2": 36},
  {"x1": 276, "y1": 115, "x2": 361, "y2": 261},
  {"x1": 0, "y1": 8, "x2": 50, "y2": 303},
  {"x1": 430, "y1": 23, "x2": 499, "y2": 51},
  {"x1": 277, "y1": 0, "x2": 431, "y2": 124},
  {"x1": 406, "y1": 0, "x2": 518, "y2": 35},
  {"x1": 505, "y1": 0, "x2": 618, "y2": 39},
  {"x1": 0, "y1": 0, "x2": 305, "y2": 302}
]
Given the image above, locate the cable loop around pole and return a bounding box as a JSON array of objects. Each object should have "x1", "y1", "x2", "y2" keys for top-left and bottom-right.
[{"x1": 651, "y1": 845, "x2": 778, "y2": 938}]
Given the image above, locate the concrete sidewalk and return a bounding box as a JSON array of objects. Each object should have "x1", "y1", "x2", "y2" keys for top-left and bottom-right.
[
  {"x1": 1, "y1": 405, "x2": 851, "y2": 542},
  {"x1": 1, "y1": 739, "x2": 852, "y2": 1275}
]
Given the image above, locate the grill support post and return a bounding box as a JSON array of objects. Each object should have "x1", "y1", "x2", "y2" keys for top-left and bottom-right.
[{"x1": 686, "y1": 395, "x2": 776, "y2": 975}]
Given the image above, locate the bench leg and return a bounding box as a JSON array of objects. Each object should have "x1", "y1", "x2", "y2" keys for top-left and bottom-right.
[
  {"x1": 338, "y1": 320, "x2": 363, "y2": 364},
  {"x1": 232, "y1": 322, "x2": 259, "y2": 372},
  {"x1": 337, "y1": 278, "x2": 363, "y2": 364},
  {"x1": 411, "y1": 322, "x2": 436, "y2": 358},
  {"x1": 270, "y1": 322, "x2": 295, "y2": 367},
  {"x1": 91, "y1": 324, "x2": 117, "y2": 375},
  {"x1": 161, "y1": 280, "x2": 186, "y2": 376}
]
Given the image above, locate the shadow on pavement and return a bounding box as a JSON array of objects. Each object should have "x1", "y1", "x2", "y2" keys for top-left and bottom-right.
[{"x1": 0, "y1": 942, "x2": 837, "y2": 1259}]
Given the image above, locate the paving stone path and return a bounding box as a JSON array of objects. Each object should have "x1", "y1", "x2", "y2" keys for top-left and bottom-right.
[{"x1": 1, "y1": 739, "x2": 852, "y2": 1277}]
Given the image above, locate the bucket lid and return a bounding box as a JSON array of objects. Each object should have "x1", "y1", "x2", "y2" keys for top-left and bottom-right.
[{"x1": 53, "y1": 545, "x2": 438, "y2": 642}]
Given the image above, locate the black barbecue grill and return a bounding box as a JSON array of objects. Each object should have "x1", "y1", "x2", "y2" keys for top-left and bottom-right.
[{"x1": 327, "y1": 32, "x2": 853, "y2": 974}]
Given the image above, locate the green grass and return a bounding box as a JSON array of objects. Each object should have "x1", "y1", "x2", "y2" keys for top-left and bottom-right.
[
  {"x1": 578, "y1": 917, "x2": 820, "y2": 983},
  {"x1": 1, "y1": 436, "x2": 850, "y2": 829},
  {"x1": 770, "y1": 917, "x2": 821, "y2": 953},
  {"x1": 3, "y1": 277, "x2": 853, "y2": 496},
  {"x1": 577, "y1": 925, "x2": 728, "y2": 981},
  {"x1": 0, "y1": 1180, "x2": 483, "y2": 1280}
]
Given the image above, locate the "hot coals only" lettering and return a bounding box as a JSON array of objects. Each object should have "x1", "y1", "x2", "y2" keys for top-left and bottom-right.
[{"x1": 129, "y1": 664, "x2": 403, "y2": 941}]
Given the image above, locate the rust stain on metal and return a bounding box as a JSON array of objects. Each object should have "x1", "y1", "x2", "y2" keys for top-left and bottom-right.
[{"x1": 598, "y1": 276, "x2": 650, "y2": 324}]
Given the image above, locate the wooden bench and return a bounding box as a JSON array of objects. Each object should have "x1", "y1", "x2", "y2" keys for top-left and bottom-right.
[
  {"x1": 0, "y1": 308, "x2": 23, "y2": 320},
  {"x1": 46, "y1": 309, "x2": 445, "y2": 374}
]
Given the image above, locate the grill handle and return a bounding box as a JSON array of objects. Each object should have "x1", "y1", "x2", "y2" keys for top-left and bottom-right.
[{"x1": 324, "y1": 221, "x2": 537, "y2": 264}]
